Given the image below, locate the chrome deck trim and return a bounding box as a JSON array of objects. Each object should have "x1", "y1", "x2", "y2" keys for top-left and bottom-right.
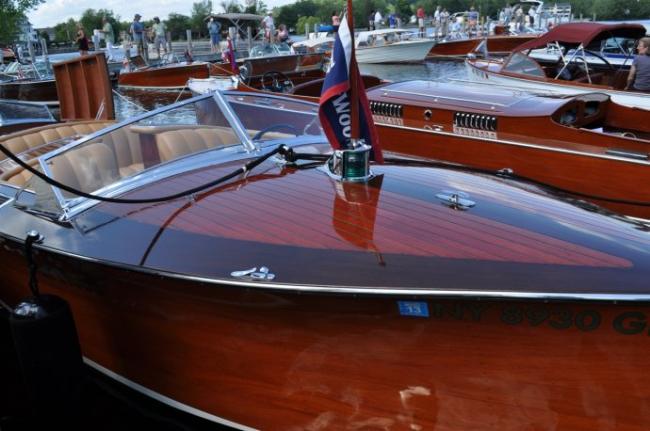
[
  {"x1": 83, "y1": 358, "x2": 257, "y2": 431},
  {"x1": 5, "y1": 236, "x2": 650, "y2": 303}
]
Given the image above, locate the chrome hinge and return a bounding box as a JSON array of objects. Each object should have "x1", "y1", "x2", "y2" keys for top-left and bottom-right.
[
  {"x1": 230, "y1": 266, "x2": 276, "y2": 281},
  {"x1": 435, "y1": 190, "x2": 476, "y2": 210}
]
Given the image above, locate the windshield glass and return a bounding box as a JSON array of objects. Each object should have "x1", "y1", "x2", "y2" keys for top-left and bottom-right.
[
  {"x1": 0, "y1": 101, "x2": 53, "y2": 124},
  {"x1": 225, "y1": 93, "x2": 322, "y2": 141},
  {"x1": 504, "y1": 52, "x2": 545, "y2": 77},
  {"x1": 249, "y1": 43, "x2": 292, "y2": 57},
  {"x1": 40, "y1": 96, "x2": 240, "y2": 201},
  {"x1": 27, "y1": 91, "x2": 322, "y2": 214}
]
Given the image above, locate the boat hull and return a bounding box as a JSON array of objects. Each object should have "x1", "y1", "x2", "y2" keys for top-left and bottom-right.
[
  {"x1": 2, "y1": 240, "x2": 650, "y2": 430},
  {"x1": 0, "y1": 79, "x2": 58, "y2": 106},
  {"x1": 428, "y1": 35, "x2": 537, "y2": 58},
  {"x1": 374, "y1": 121, "x2": 650, "y2": 219},
  {"x1": 117, "y1": 63, "x2": 210, "y2": 89},
  {"x1": 356, "y1": 40, "x2": 436, "y2": 63}
]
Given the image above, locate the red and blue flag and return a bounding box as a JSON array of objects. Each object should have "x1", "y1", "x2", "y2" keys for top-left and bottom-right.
[
  {"x1": 318, "y1": 16, "x2": 383, "y2": 162},
  {"x1": 223, "y1": 38, "x2": 239, "y2": 74}
]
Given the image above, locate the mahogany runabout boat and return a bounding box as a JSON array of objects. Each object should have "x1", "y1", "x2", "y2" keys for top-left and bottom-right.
[
  {"x1": 366, "y1": 80, "x2": 650, "y2": 219},
  {"x1": 1, "y1": 90, "x2": 649, "y2": 430},
  {"x1": 466, "y1": 22, "x2": 649, "y2": 109},
  {"x1": 0, "y1": 101, "x2": 55, "y2": 135},
  {"x1": 209, "y1": 52, "x2": 327, "y2": 89},
  {"x1": 117, "y1": 61, "x2": 211, "y2": 90},
  {"x1": 0, "y1": 77, "x2": 58, "y2": 107},
  {"x1": 427, "y1": 34, "x2": 538, "y2": 58}
]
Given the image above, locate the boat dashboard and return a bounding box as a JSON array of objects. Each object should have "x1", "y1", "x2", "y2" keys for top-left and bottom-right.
[{"x1": 551, "y1": 93, "x2": 610, "y2": 129}]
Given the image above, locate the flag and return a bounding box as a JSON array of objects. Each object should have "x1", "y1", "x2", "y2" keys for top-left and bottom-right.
[
  {"x1": 318, "y1": 15, "x2": 383, "y2": 163},
  {"x1": 224, "y1": 38, "x2": 239, "y2": 75}
]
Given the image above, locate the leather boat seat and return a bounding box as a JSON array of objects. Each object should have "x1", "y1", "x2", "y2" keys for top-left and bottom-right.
[
  {"x1": 47, "y1": 142, "x2": 120, "y2": 194},
  {"x1": 0, "y1": 121, "x2": 113, "y2": 187},
  {"x1": 154, "y1": 127, "x2": 239, "y2": 162},
  {"x1": 1, "y1": 121, "x2": 112, "y2": 155},
  {"x1": 94, "y1": 126, "x2": 145, "y2": 176}
]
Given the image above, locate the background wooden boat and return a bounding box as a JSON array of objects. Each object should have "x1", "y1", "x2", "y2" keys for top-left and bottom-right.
[
  {"x1": 118, "y1": 62, "x2": 210, "y2": 90},
  {"x1": 466, "y1": 23, "x2": 649, "y2": 110},
  {"x1": 0, "y1": 78, "x2": 58, "y2": 107},
  {"x1": 366, "y1": 80, "x2": 650, "y2": 219},
  {"x1": 427, "y1": 34, "x2": 538, "y2": 58},
  {"x1": 0, "y1": 101, "x2": 56, "y2": 135}
]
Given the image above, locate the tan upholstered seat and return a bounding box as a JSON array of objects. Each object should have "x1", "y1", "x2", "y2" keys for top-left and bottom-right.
[
  {"x1": 155, "y1": 127, "x2": 239, "y2": 162},
  {"x1": 47, "y1": 142, "x2": 120, "y2": 194},
  {"x1": 0, "y1": 121, "x2": 113, "y2": 187},
  {"x1": 97, "y1": 125, "x2": 144, "y2": 176},
  {"x1": 1, "y1": 121, "x2": 112, "y2": 155}
]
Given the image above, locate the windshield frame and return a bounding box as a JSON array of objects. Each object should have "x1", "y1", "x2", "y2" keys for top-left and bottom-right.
[{"x1": 36, "y1": 90, "x2": 323, "y2": 220}]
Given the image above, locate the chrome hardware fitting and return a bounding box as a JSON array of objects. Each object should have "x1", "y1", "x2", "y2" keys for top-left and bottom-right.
[
  {"x1": 453, "y1": 111, "x2": 497, "y2": 131},
  {"x1": 370, "y1": 101, "x2": 403, "y2": 118},
  {"x1": 231, "y1": 266, "x2": 276, "y2": 281},
  {"x1": 496, "y1": 168, "x2": 514, "y2": 177},
  {"x1": 435, "y1": 190, "x2": 476, "y2": 210},
  {"x1": 26, "y1": 230, "x2": 44, "y2": 244}
]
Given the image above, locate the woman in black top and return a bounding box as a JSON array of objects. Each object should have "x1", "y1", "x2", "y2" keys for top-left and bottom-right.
[{"x1": 76, "y1": 24, "x2": 89, "y2": 56}]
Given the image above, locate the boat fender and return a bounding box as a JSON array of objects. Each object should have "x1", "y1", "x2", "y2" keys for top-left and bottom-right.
[
  {"x1": 9, "y1": 231, "x2": 84, "y2": 424},
  {"x1": 0, "y1": 304, "x2": 28, "y2": 421}
]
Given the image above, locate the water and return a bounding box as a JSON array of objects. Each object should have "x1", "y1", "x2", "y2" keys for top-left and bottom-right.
[
  {"x1": 360, "y1": 59, "x2": 467, "y2": 82},
  {"x1": 113, "y1": 59, "x2": 468, "y2": 121}
]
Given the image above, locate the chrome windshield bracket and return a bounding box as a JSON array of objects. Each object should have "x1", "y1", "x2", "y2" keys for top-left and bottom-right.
[{"x1": 212, "y1": 90, "x2": 256, "y2": 152}]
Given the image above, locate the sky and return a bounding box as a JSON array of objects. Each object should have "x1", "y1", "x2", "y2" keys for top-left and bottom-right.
[{"x1": 29, "y1": 0, "x2": 288, "y2": 28}]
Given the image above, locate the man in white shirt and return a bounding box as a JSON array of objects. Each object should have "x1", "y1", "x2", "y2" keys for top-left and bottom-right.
[
  {"x1": 262, "y1": 12, "x2": 275, "y2": 43},
  {"x1": 374, "y1": 10, "x2": 383, "y2": 29}
]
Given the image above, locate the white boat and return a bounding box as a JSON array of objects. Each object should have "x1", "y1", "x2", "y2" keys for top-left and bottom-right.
[
  {"x1": 187, "y1": 76, "x2": 239, "y2": 95},
  {"x1": 355, "y1": 29, "x2": 436, "y2": 63},
  {"x1": 293, "y1": 29, "x2": 436, "y2": 63},
  {"x1": 466, "y1": 22, "x2": 650, "y2": 110}
]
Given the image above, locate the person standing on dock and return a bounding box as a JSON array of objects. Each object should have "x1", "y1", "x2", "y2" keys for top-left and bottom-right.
[
  {"x1": 332, "y1": 11, "x2": 340, "y2": 32},
  {"x1": 417, "y1": 5, "x2": 426, "y2": 38},
  {"x1": 208, "y1": 17, "x2": 222, "y2": 53},
  {"x1": 468, "y1": 6, "x2": 479, "y2": 36},
  {"x1": 100, "y1": 17, "x2": 114, "y2": 61},
  {"x1": 152, "y1": 17, "x2": 167, "y2": 59},
  {"x1": 440, "y1": 8, "x2": 449, "y2": 37},
  {"x1": 433, "y1": 6, "x2": 442, "y2": 37},
  {"x1": 262, "y1": 12, "x2": 275, "y2": 43},
  {"x1": 374, "y1": 10, "x2": 383, "y2": 30},
  {"x1": 626, "y1": 37, "x2": 650, "y2": 93},
  {"x1": 75, "y1": 23, "x2": 89, "y2": 56},
  {"x1": 130, "y1": 14, "x2": 146, "y2": 58}
]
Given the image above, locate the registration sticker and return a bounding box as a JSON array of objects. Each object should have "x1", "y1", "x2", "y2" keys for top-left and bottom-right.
[{"x1": 398, "y1": 301, "x2": 429, "y2": 318}]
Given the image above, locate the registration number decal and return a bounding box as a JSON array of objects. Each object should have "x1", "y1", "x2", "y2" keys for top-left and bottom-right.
[{"x1": 398, "y1": 301, "x2": 650, "y2": 335}]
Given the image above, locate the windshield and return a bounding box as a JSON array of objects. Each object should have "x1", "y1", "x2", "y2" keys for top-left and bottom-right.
[
  {"x1": 249, "y1": 43, "x2": 292, "y2": 57},
  {"x1": 225, "y1": 93, "x2": 322, "y2": 141},
  {"x1": 0, "y1": 101, "x2": 53, "y2": 124},
  {"x1": 26, "y1": 91, "x2": 322, "y2": 215},
  {"x1": 503, "y1": 52, "x2": 545, "y2": 77}
]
